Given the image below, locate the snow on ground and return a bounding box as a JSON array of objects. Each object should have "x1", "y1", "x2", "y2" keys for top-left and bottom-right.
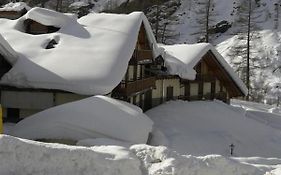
[
  {"x1": 146, "y1": 100, "x2": 281, "y2": 158},
  {"x1": 11, "y1": 95, "x2": 153, "y2": 144},
  {"x1": 89, "y1": 0, "x2": 131, "y2": 12},
  {"x1": 3, "y1": 99, "x2": 281, "y2": 174},
  {"x1": 0, "y1": 135, "x2": 141, "y2": 175},
  {"x1": 0, "y1": 2, "x2": 30, "y2": 12},
  {"x1": 1, "y1": 134, "x2": 280, "y2": 175}
]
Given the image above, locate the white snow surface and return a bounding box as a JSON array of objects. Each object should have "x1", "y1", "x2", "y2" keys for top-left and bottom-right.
[
  {"x1": 69, "y1": 1, "x2": 89, "y2": 8},
  {"x1": 146, "y1": 100, "x2": 281, "y2": 158},
  {"x1": 0, "y1": 8, "x2": 159, "y2": 95},
  {"x1": 0, "y1": 34, "x2": 18, "y2": 64},
  {"x1": 0, "y1": 2, "x2": 31, "y2": 12},
  {"x1": 1, "y1": 134, "x2": 280, "y2": 175},
  {"x1": 161, "y1": 43, "x2": 248, "y2": 95},
  {"x1": 24, "y1": 7, "x2": 77, "y2": 28},
  {"x1": 0, "y1": 135, "x2": 141, "y2": 175},
  {"x1": 11, "y1": 95, "x2": 153, "y2": 144},
  {"x1": 77, "y1": 138, "x2": 133, "y2": 147}
]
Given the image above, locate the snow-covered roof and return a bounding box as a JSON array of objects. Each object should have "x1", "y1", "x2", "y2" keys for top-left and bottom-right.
[
  {"x1": 0, "y1": 7, "x2": 159, "y2": 95},
  {"x1": 0, "y1": 2, "x2": 31, "y2": 12},
  {"x1": 12, "y1": 95, "x2": 153, "y2": 144},
  {"x1": 161, "y1": 43, "x2": 247, "y2": 95},
  {"x1": 0, "y1": 34, "x2": 18, "y2": 63},
  {"x1": 24, "y1": 7, "x2": 77, "y2": 28}
]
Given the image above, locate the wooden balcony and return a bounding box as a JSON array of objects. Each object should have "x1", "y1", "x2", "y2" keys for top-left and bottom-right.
[
  {"x1": 114, "y1": 76, "x2": 156, "y2": 96},
  {"x1": 181, "y1": 74, "x2": 216, "y2": 83},
  {"x1": 130, "y1": 49, "x2": 153, "y2": 64}
]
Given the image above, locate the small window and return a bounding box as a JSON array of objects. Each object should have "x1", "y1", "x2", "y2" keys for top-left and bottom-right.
[{"x1": 45, "y1": 39, "x2": 58, "y2": 49}]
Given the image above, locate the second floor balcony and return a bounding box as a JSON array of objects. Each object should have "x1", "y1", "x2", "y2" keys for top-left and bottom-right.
[{"x1": 114, "y1": 76, "x2": 156, "y2": 97}]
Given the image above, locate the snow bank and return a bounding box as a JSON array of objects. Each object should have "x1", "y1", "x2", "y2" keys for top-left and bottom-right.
[
  {"x1": 130, "y1": 145, "x2": 265, "y2": 175},
  {"x1": 0, "y1": 2, "x2": 30, "y2": 12},
  {"x1": 12, "y1": 96, "x2": 153, "y2": 144},
  {"x1": 0, "y1": 135, "x2": 275, "y2": 175},
  {"x1": 161, "y1": 43, "x2": 247, "y2": 95},
  {"x1": 0, "y1": 9, "x2": 160, "y2": 95},
  {"x1": 146, "y1": 100, "x2": 281, "y2": 157},
  {"x1": 0, "y1": 135, "x2": 141, "y2": 175},
  {"x1": 77, "y1": 138, "x2": 132, "y2": 147}
]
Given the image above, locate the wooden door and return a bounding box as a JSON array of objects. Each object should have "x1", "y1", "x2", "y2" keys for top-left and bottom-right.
[{"x1": 166, "y1": 86, "x2": 173, "y2": 101}]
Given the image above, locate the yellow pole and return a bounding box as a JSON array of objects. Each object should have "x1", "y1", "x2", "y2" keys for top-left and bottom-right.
[{"x1": 0, "y1": 105, "x2": 2, "y2": 134}]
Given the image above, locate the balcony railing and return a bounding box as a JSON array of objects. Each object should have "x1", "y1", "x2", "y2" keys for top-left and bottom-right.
[
  {"x1": 131, "y1": 49, "x2": 153, "y2": 62},
  {"x1": 114, "y1": 76, "x2": 156, "y2": 96},
  {"x1": 181, "y1": 74, "x2": 216, "y2": 83}
]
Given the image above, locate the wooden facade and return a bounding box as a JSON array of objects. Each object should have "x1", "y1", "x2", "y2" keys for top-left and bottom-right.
[
  {"x1": 112, "y1": 23, "x2": 157, "y2": 111},
  {"x1": 179, "y1": 51, "x2": 244, "y2": 103},
  {"x1": 0, "y1": 9, "x2": 27, "y2": 19}
]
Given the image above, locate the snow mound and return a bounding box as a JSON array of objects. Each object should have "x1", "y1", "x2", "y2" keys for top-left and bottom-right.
[
  {"x1": 77, "y1": 138, "x2": 132, "y2": 147},
  {"x1": 0, "y1": 135, "x2": 275, "y2": 175},
  {"x1": 0, "y1": 2, "x2": 30, "y2": 12},
  {"x1": 24, "y1": 7, "x2": 77, "y2": 28},
  {"x1": 161, "y1": 43, "x2": 247, "y2": 95},
  {"x1": 0, "y1": 135, "x2": 141, "y2": 175},
  {"x1": 146, "y1": 100, "x2": 281, "y2": 157},
  {"x1": 0, "y1": 10, "x2": 159, "y2": 95},
  {"x1": 12, "y1": 96, "x2": 153, "y2": 144},
  {"x1": 130, "y1": 145, "x2": 263, "y2": 175}
]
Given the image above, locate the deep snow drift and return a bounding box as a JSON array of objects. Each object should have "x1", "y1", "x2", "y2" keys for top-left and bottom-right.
[
  {"x1": 12, "y1": 95, "x2": 153, "y2": 144},
  {"x1": 1, "y1": 134, "x2": 279, "y2": 175},
  {"x1": 146, "y1": 100, "x2": 281, "y2": 158}
]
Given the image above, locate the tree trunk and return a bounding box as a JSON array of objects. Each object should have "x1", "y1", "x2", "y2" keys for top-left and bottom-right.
[
  {"x1": 155, "y1": 5, "x2": 160, "y2": 42},
  {"x1": 205, "y1": 0, "x2": 211, "y2": 42},
  {"x1": 246, "y1": 0, "x2": 252, "y2": 100}
]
